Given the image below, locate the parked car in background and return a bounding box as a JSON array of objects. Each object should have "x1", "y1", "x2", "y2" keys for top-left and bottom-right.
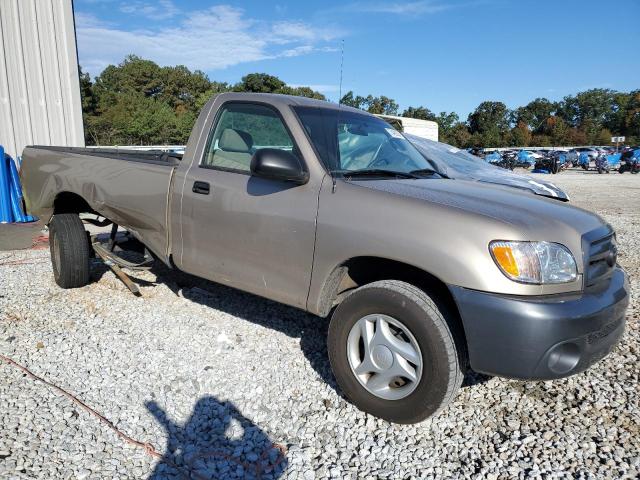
[
  {"x1": 567, "y1": 147, "x2": 598, "y2": 165},
  {"x1": 21, "y1": 93, "x2": 628, "y2": 424},
  {"x1": 619, "y1": 147, "x2": 640, "y2": 174},
  {"x1": 516, "y1": 150, "x2": 538, "y2": 168},
  {"x1": 534, "y1": 150, "x2": 568, "y2": 174}
]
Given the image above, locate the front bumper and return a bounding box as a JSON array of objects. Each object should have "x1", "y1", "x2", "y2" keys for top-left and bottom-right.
[{"x1": 449, "y1": 267, "x2": 629, "y2": 380}]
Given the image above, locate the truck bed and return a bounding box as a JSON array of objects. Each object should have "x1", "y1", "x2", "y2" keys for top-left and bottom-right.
[
  {"x1": 33, "y1": 146, "x2": 183, "y2": 165},
  {"x1": 21, "y1": 146, "x2": 179, "y2": 260}
]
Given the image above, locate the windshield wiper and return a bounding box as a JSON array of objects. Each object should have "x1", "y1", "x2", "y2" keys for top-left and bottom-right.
[
  {"x1": 409, "y1": 168, "x2": 447, "y2": 178},
  {"x1": 338, "y1": 169, "x2": 421, "y2": 180}
]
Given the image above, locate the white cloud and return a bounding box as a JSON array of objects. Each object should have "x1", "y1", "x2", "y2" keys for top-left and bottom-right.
[
  {"x1": 271, "y1": 21, "x2": 340, "y2": 43},
  {"x1": 329, "y1": 0, "x2": 482, "y2": 16},
  {"x1": 76, "y1": 5, "x2": 343, "y2": 78},
  {"x1": 73, "y1": 12, "x2": 109, "y2": 28},
  {"x1": 119, "y1": 0, "x2": 180, "y2": 20},
  {"x1": 355, "y1": 1, "x2": 451, "y2": 15}
]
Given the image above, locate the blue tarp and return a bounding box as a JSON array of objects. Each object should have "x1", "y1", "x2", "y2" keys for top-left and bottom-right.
[
  {"x1": 0, "y1": 146, "x2": 35, "y2": 223},
  {"x1": 606, "y1": 153, "x2": 622, "y2": 166},
  {"x1": 517, "y1": 150, "x2": 536, "y2": 165},
  {"x1": 484, "y1": 152, "x2": 502, "y2": 163},
  {"x1": 579, "y1": 152, "x2": 590, "y2": 165}
]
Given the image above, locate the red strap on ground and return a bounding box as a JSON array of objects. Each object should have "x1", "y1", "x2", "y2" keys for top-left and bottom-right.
[{"x1": 0, "y1": 353, "x2": 287, "y2": 479}]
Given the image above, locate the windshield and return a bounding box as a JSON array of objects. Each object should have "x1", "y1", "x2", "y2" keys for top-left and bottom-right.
[
  {"x1": 294, "y1": 106, "x2": 432, "y2": 175},
  {"x1": 405, "y1": 135, "x2": 503, "y2": 177}
]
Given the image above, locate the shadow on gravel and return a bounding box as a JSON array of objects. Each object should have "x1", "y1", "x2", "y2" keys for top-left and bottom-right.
[
  {"x1": 146, "y1": 397, "x2": 287, "y2": 479},
  {"x1": 151, "y1": 262, "x2": 341, "y2": 395},
  {"x1": 90, "y1": 237, "x2": 489, "y2": 398},
  {"x1": 461, "y1": 370, "x2": 493, "y2": 388},
  {"x1": 88, "y1": 232, "x2": 341, "y2": 396}
]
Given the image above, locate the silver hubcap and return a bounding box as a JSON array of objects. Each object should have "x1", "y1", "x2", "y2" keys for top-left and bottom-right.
[{"x1": 347, "y1": 314, "x2": 423, "y2": 400}]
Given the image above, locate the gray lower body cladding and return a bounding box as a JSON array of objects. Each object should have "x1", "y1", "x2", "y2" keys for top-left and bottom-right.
[{"x1": 449, "y1": 268, "x2": 629, "y2": 380}]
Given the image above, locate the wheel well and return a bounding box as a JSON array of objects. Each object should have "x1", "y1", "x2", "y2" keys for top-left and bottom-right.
[
  {"x1": 53, "y1": 192, "x2": 93, "y2": 215},
  {"x1": 319, "y1": 256, "x2": 468, "y2": 361}
]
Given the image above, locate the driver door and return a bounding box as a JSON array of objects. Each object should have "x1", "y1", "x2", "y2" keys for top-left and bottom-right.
[{"x1": 178, "y1": 102, "x2": 321, "y2": 309}]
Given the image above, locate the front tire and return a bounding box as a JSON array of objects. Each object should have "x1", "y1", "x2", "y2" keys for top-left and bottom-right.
[
  {"x1": 49, "y1": 213, "x2": 90, "y2": 289},
  {"x1": 328, "y1": 280, "x2": 464, "y2": 423}
]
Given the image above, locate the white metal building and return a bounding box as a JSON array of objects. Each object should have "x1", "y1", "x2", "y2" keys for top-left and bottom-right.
[{"x1": 0, "y1": 0, "x2": 84, "y2": 161}]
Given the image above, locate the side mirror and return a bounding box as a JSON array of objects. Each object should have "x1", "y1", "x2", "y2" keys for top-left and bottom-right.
[{"x1": 250, "y1": 148, "x2": 309, "y2": 185}]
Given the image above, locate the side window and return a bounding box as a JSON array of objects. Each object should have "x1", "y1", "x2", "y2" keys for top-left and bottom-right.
[{"x1": 202, "y1": 103, "x2": 295, "y2": 172}]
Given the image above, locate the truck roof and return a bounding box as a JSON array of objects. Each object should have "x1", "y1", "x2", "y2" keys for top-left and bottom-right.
[{"x1": 212, "y1": 92, "x2": 367, "y2": 115}]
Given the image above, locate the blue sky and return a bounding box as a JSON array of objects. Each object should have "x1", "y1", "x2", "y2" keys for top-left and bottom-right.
[{"x1": 74, "y1": 0, "x2": 639, "y2": 118}]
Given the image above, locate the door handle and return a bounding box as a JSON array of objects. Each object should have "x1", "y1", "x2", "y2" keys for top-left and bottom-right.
[{"x1": 192, "y1": 181, "x2": 210, "y2": 195}]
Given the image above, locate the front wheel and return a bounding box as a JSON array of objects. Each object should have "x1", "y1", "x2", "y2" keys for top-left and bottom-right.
[{"x1": 328, "y1": 280, "x2": 464, "y2": 424}]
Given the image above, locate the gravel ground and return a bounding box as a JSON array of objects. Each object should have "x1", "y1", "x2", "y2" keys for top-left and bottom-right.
[{"x1": 1, "y1": 170, "x2": 638, "y2": 479}]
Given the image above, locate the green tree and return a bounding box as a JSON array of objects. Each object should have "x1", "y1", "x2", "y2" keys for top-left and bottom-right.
[
  {"x1": 234, "y1": 73, "x2": 286, "y2": 93},
  {"x1": 79, "y1": 67, "x2": 97, "y2": 144},
  {"x1": 279, "y1": 85, "x2": 326, "y2": 100},
  {"x1": 79, "y1": 67, "x2": 96, "y2": 114},
  {"x1": 509, "y1": 121, "x2": 532, "y2": 147},
  {"x1": 340, "y1": 91, "x2": 398, "y2": 115},
  {"x1": 80, "y1": 55, "x2": 638, "y2": 148},
  {"x1": 594, "y1": 128, "x2": 613, "y2": 146},
  {"x1": 93, "y1": 55, "x2": 163, "y2": 101},
  {"x1": 87, "y1": 92, "x2": 179, "y2": 145},
  {"x1": 82, "y1": 56, "x2": 327, "y2": 145},
  {"x1": 543, "y1": 116, "x2": 570, "y2": 145},
  {"x1": 401, "y1": 106, "x2": 436, "y2": 121},
  {"x1": 468, "y1": 101, "x2": 510, "y2": 134},
  {"x1": 530, "y1": 134, "x2": 551, "y2": 147},
  {"x1": 365, "y1": 95, "x2": 398, "y2": 115},
  {"x1": 621, "y1": 90, "x2": 640, "y2": 143},
  {"x1": 448, "y1": 122, "x2": 472, "y2": 148},
  {"x1": 512, "y1": 98, "x2": 557, "y2": 133},
  {"x1": 557, "y1": 88, "x2": 616, "y2": 130},
  {"x1": 194, "y1": 82, "x2": 232, "y2": 111},
  {"x1": 435, "y1": 112, "x2": 461, "y2": 144},
  {"x1": 339, "y1": 91, "x2": 366, "y2": 109},
  {"x1": 159, "y1": 65, "x2": 212, "y2": 112}
]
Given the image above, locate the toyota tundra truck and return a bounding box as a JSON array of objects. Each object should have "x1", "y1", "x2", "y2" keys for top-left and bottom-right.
[{"x1": 21, "y1": 93, "x2": 630, "y2": 424}]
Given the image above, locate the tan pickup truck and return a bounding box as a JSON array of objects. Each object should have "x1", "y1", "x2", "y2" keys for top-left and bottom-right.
[{"x1": 21, "y1": 93, "x2": 629, "y2": 423}]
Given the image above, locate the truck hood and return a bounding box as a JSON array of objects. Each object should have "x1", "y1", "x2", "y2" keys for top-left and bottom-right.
[
  {"x1": 405, "y1": 134, "x2": 569, "y2": 201},
  {"x1": 350, "y1": 178, "x2": 604, "y2": 235},
  {"x1": 448, "y1": 168, "x2": 568, "y2": 201}
]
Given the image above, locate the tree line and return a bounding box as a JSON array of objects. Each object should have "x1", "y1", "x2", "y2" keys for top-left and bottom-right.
[
  {"x1": 81, "y1": 55, "x2": 639, "y2": 147},
  {"x1": 80, "y1": 55, "x2": 325, "y2": 146},
  {"x1": 390, "y1": 92, "x2": 640, "y2": 148}
]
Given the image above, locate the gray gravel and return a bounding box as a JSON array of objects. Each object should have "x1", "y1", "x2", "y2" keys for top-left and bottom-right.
[{"x1": 1, "y1": 170, "x2": 639, "y2": 479}]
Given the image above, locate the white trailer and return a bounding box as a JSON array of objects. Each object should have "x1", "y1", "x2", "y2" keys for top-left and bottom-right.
[{"x1": 376, "y1": 114, "x2": 438, "y2": 141}]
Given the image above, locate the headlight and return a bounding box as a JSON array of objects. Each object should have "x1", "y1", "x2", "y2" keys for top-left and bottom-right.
[{"x1": 490, "y1": 240, "x2": 577, "y2": 284}]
